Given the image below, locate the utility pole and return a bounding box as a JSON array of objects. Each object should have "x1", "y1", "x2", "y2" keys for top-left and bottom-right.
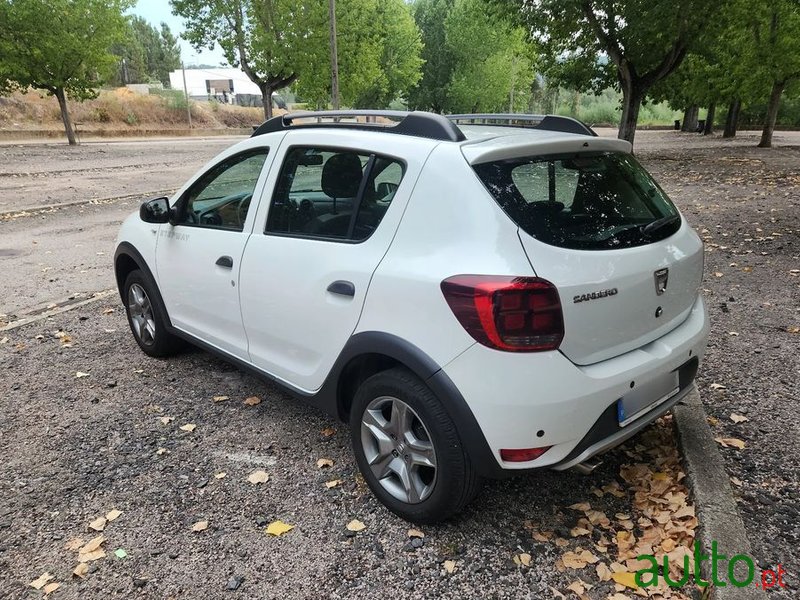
[
  {"x1": 328, "y1": 0, "x2": 340, "y2": 110},
  {"x1": 181, "y1": 61, "x2": 193, "y2": 128}
]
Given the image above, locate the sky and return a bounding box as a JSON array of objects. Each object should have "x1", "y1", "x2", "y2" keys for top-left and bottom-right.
[{"x1": 131, "y1": 0, "x2": 228, "y2": 66}]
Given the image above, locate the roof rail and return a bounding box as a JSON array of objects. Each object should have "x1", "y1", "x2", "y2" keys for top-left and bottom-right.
[
  {"x1": 446, "y1": 113, "x2": 597, "y2": 137},
  {"x1": 251, "y1": 110, "x2": 466, "y2": 142}
]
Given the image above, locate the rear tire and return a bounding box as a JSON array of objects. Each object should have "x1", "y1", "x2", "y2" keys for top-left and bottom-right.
[
  {"x1": 350, "y1": 367, "x2": 482, "y2": 523},
  {"x1": 122, "y1": 270, "x2": 183, "y2": 358}
]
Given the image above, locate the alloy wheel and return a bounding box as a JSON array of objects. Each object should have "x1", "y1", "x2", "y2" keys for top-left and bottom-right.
[
  {"x1": 360, "y1": 396, "x2": 437, "y2": 504},
  {"x1": 127, "y1": 283, "x2": 156, "y2": 346}
]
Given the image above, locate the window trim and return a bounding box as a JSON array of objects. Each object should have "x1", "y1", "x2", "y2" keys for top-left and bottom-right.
[
  {"x1": 173, "y1": 147, "x2": 270, "y2": 233},
  {"x1": 263, "y1": 144, "x2": 407, "y2": 244}
]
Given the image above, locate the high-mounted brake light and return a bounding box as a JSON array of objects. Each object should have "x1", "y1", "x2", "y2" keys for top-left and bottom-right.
[{"x1": 440, "y1": 275, "x2": 564, "y2": 352}]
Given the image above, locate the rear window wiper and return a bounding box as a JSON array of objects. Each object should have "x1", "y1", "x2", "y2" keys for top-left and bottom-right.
[{"x1": 641, "y1": 214, "x2": 680, "y2": 236}]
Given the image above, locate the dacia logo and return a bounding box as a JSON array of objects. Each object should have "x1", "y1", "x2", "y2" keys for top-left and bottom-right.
[{"x1": 573, "y1": 288, "x2": 618, "y2": 304}]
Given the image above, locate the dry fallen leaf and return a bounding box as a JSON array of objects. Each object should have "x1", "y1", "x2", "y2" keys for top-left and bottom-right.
[
  {"x1": 30, "y1": 572, "x2": 54, "y2": 589},
  {"x1": 596, "y1": 562, "x2": 613, "y2": 581},
  {"x1": 265, "y1": 520, "x2": 294, "y2": 536},
  {"x1": 709, "y1": 383, "x2": 726, "y2": 390},
  {"x1": 191, "y1": 520, "x2": 209, "y2": 532},
  {"x1": 215, "y1": 472, "x2": 227, "y2": 479},
  {"x1": 730, "y1": 413, "x2": 749, "y2": 423},
  {"x1": 73, "y1": 563, "x2": 89, "y2": 578},
  {"x1": 346, "y1": 519, "x2": 366, "y2": 532},
  {"x1": 79, "y1": 535, "x2": 105, "y2": 554},
  {"x1": 715, "y1": 437, "x2": 746, "y2": 450},
  {"x1": 514, "y1": 552, "x2": 532, "y2": 567},
  {"x1": 561, "y1": 548, "x2": 599, "y2": 569},
  {"x1": 78, "y1": 549, "x2": 106, "y2": 563},
  {"x1": 407, "y1": 528, "x2": 425, "y2": 539},
  {"x1": 43, "y1": 582, "x2": 60, "y2": 595},
  {"x1": 611, "y1": 571, "x2": 638, "y2": 589},
  {"x1": 158, "y1": 417, "x2": 173, "y2": 425},
  {"x1": 566, "y1": 580, "x2": 585, "y2": 595},
  {"x1": 730, "y1": 476, "x2": 743, "y2": 487},
  {"x1": 88, "y1": 516, "x2": 107, "y2": 532},
  {"x1": 443, "y1": 560, "x2": 457, "y2": 574},
  {"x1": 179, "y1": 423, "x2": 197, "y2": 432},
  {"x1": 212, "y1": 395, "x2": 229, "y2": 402},
  {"x1": 156, "y1": 447, "x2": 168, "y2": 455},
  {"x1": 75, "y1": 371, "x2": 90, "y2": 378},
  {"x1": 106, "y1": 509, "x2": 122, "y2": 522},
  {"x1": 317, "y1": 458, "x2": 334, "y2": 468},
  {"x1": 243, "y1": 396, "x2": 261, "y2": 406},
  {"x1": 324, "y1": 479, "x2": 342, "y2": 489},
  {"x1": 571, "y1": 526, "x2": 591, "y2": 537},
  {"x1": 247, "y1": 470, "x2": 269, "y2": 484},
  {"x1": 568, "y1": 502, "x2": 591, "y2": 511},
  {"x1": 321, "y1": 427, "x2": 336, "y2": 437}
]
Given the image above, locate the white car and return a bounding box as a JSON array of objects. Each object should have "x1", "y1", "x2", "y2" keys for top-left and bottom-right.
[{"x1": 114, "y1": 111, "x2": 709, "y2": 523}]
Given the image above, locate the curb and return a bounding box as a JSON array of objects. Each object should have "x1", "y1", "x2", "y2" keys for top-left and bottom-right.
[{"x1": 672, "y1": 387, "x2": 765, "y2": 599}]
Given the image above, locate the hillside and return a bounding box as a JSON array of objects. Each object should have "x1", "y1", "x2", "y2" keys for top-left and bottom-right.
[{"x1": 0, "y1": 88, "x2": 278, "y2": 134}]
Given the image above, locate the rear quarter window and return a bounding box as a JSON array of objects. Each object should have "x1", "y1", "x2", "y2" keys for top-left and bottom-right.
[{"x1": 473, "y1": 152, "x2": 681, "y2": 250}]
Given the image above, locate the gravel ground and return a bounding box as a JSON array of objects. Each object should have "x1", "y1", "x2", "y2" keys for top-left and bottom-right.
[
  {"x1": 637, "y1": 132, "x2": 800, "y2": 597},
  {"x1": 1, "y1": 129, "x2": 798, "y2": 599},
  {"x1": 1, "y1": 309, "x2": 690, "y2": 599}
]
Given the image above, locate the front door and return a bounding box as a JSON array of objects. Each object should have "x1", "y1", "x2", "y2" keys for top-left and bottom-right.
[{"x1": 156, "y1": 148, "x2": 271, "y2": 359}]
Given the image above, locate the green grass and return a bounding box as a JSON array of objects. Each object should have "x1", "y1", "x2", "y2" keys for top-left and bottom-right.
[{"x1": 545, "y1": 88, "x2": 683, "y2": 127}]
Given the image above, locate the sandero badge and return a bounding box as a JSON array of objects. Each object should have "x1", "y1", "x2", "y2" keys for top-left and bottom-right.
[{"x1": 573, "y1": 288, "x2": 618, "y2": 304}]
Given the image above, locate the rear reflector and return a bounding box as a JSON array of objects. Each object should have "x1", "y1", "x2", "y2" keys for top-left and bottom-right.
[
  {"x1": 441, "y1": 275, "x2": 564, "y2": 351},
  {"x1": 500, "y1": 447, "x2": 551, "y2": 462}
]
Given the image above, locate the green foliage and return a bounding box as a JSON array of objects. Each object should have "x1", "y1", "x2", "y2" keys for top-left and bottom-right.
[
  {"x1": 444, "y1": 0, "x2": 534, "y2": 113},
  {"x1": 0, "y1": 0, "x2": 132, "y2": 98},
  {"x1": 407, "y1": 0, "x2": 455, "y2": 112},
  {"x1": 111, "y1": 17, "x2": 181, "y2": 87},
  {"x1": 409, "y1": 0, "x2": 535, "y2": 113}
]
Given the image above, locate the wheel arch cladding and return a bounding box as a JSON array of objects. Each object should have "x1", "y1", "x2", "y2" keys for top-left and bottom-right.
[
  {"x1": 327, "y1": 332, "x2": 501, "y2": 478},
  {"x1": 113, "y1": 242, "x2": 171, "y2": 327}
]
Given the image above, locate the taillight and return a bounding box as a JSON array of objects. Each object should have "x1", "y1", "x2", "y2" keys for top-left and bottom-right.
[{"x1": 440, "y1": 275, "x2": 564, "y2": 352}]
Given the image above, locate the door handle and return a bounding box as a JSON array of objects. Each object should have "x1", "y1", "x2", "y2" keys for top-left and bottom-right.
[
  {"x1": 216, "y1": 255, "x2": 233, "y2": 269},
  {"x1": 327, "y1": 280, "x2": 355, "y2": 297}
]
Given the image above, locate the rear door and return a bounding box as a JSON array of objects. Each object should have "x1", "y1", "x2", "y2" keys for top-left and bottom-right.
[
  {"x1": 239, "y1": 130, "x2": 435, "y2": 391},
  {"x1": 471, "y1": 149, "x2": 704, "y2": 365}
]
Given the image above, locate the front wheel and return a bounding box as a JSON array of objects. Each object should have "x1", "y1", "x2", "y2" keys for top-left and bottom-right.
[
  {"x1": 123, "y1": 270, "x2": 183, "y2": 358},
  {"x1": 350, "y1": 367, "x2": 481, "y2": 524}
]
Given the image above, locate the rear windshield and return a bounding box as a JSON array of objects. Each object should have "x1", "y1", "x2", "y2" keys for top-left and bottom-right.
[{"x1": 472, "y1": 152, "x2": 681, "y2": 250}]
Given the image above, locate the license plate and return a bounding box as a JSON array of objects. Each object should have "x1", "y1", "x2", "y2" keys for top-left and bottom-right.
[{"x1": 617, "y1": 371, "x2": 680, "y2": 427}]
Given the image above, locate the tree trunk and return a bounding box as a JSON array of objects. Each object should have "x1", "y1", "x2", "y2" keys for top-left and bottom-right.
[
  {"x1": 260, "y1": 83, "x2": 273, "y2": 120},
  {"x1": 618, "y1": 84, "x2": 643, "y2": 145},
  {"x1": 723, "y1": 99, "x2": 741, "y2": 138},
  {"x1": 54, "y1": 87, "x2": 77, "y2": 146},
  {"x1": 703, "y1": 102, "x2": 716, "y2": 135},
  {"x1": 681, "y1": 105, "x2": 698, "y2": 132},
  {"x1": 758, "y1": 80, "x2": 785, "y2": 148}
]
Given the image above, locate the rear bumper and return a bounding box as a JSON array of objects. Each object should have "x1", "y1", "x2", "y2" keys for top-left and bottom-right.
[{"x1": 441, "y1": 294, "x2": 709, "y2": 474}]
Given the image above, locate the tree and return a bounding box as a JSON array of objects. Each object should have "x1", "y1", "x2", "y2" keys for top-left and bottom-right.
[
  {"x1": 444, "y1": 0, "x2": 534, "y2": 113},
  {"x1": 746, "y1": 0, "x2": 800, "y2": 148},
  {"x1": 504, "y1": 0, "x2": 724, "y2": 145},
  {"x1": 0, "y1": 0, "x2": 131, "y2": 145},
  {"x1": 351, "y1": 0, "x2": 423, "y2": 108},
  {"x1": 172, "y1": 0, "x2": 316, "y2": 119},
  {"x1": 408, "y1": 0, "x2": 455, "y2": 112},
  {"x1": 293, "y1": 0, "x2": 383, "y2": 108}
]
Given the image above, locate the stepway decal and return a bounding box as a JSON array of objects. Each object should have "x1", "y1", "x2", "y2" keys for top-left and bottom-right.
[{"x1": 636, "y1": 541, "x2": 786, "y2": 589}]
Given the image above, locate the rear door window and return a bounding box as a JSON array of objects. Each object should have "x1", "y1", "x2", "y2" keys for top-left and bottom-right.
[
  {"x1": 473, "y1": 152, "x2": 681, "y2": 250},
  {"x1": 265, "y1": 147, "x2": 404, "y2": 242}
]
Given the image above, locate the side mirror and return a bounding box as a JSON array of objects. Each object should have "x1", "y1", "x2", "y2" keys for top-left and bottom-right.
[{"x1": 139, "y1": 197, "x2": 171, "y2": 224}]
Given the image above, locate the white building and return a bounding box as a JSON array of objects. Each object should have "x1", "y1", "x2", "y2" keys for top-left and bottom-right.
[{"x1": 168, "y1": 67, "x2": 262, "y2": 101}]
